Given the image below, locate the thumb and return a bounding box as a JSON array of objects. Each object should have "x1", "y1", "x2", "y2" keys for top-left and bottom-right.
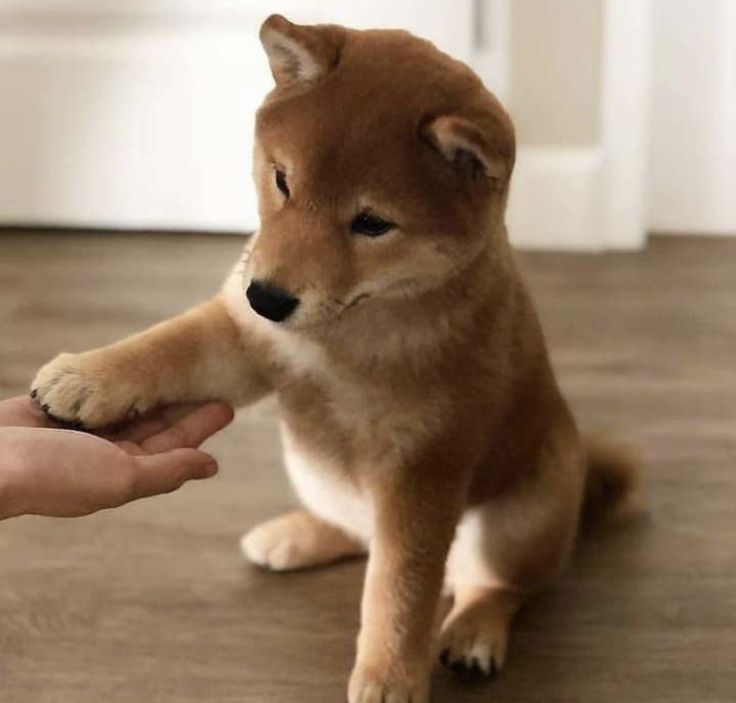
[{"x1": 130, "y1": 448, "x2": 219, "y2": 499}]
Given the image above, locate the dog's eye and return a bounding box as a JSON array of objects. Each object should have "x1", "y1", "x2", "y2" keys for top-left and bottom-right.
[
  {"x1": 350, "y1": 212, "x2": 394, "y2": 237},
  {"x1": 275, "y1": 168, "x2": 289, "y2": 197}
]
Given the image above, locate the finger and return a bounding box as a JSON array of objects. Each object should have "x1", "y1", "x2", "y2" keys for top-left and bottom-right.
[
  {"x1": 102, "y1": 404, "x2": 198, "y2": 444},
  {"x1": 114, "y1": 440, "x2": 147, "y2": 456},
  {"x1": 129, "y1": 448, "x2": 219, "y2": 500},
  {"x1": 0, "y1": 395, "x2": 63, "y2": 429},
  {"x1": 139, "y1": 403, "x2": 234, "y2": 454},
  {"x1": 106, "y1": 403, "x2": 233, "y2": 445}
]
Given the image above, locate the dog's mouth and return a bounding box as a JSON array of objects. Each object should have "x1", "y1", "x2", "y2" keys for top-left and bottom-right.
[
  {"x1": 316, "y1": 292, "x2": 373, "y2": 325},
  {"x1": 338, "y1": 292, "x2": 372, "y2": 315}
]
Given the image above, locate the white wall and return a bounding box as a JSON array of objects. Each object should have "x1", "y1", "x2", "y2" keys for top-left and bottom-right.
[
  {"x1": 0, "y1": 2, "x2": 273, "y2": 231},
  {"x1": 647, "y1": 0, "x2": 736, "y2": 235},
  {"x1": 508, "y1": 0, "x2": 603, "y2": 147},
  {"x1": 0, "y1": 1, "x2": 472, "y2": 233},
  {"x1": 6, "y1": 1, "x2": 729, "y2": 248}
]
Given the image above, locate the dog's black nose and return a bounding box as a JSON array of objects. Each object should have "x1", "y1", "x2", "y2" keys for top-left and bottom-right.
[{"x1": 246, "y1": 280, "x2": 299, "y2": 322}]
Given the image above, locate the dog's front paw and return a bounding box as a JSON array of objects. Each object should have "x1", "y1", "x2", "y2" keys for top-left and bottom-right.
[
  {"x1": 348, "y1": 662, "x2": 429, "y2": 703},
  {"x1": 31, "y1": 352, "x2": 153, "y2": 428}
]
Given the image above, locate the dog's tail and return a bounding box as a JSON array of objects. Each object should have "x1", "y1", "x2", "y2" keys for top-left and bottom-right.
[{"x1": 580, "y1": 435, "x2": 639, "y2": 528}]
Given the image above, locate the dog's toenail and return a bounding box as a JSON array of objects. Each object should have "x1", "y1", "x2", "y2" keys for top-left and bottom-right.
[{"x1": 30, "y1": 389, "x2": 37, "y2": 399}]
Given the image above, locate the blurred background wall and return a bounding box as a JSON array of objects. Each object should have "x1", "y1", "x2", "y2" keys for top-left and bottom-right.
[
  {"x1": 0, "y1": 0, "x2": 733, "y2": 250},
  {"x1": 647, "y1": 0, "x2": 736, "y2": 235},
  {"x1": 509, "y1": 0, "x2": 603, "y2": 148}
]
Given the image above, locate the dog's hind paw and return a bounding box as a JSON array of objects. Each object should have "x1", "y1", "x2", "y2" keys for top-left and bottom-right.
[
  {"x1": 439, "y1": 610, "x2": 508, "y2": 680},
  {"x1": 241, "y1": 510, "x2": 365, "y2": 571}
]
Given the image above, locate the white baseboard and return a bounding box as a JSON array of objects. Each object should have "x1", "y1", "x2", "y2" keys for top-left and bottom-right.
[{"x1": 507, "y1": 147, "x2": 606, "y2": 251}]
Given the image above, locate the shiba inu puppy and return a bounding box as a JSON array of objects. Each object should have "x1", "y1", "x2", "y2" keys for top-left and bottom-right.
[{"x1": 31, "y1": 15, "x2": 636, "y2": 703}]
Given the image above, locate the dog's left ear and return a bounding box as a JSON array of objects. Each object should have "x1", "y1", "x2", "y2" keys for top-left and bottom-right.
[
  {"x1": 423, "y1": 115, "x2": 511, "y2": 185},
  {"x1": 259, "y1": 14, "x2": 344, "y2": 86}
]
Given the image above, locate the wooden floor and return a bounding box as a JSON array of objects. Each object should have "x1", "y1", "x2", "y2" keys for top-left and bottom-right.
[{"x1": 1, "y1": 231, "x2": 734, "y2": 703}]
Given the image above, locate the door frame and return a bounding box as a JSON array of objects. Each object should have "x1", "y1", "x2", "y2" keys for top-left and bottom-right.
[{"x1": 484, "y1": 0, "x2": 653, "y2": 250}]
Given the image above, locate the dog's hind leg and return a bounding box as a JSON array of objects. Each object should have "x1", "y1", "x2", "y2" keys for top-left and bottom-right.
[
  {"x1": 441, "y1": 428, "x2": 585, "y2": 677},
  {"x1": 241, "y1": 510, "x2": 366, "y2": 571},
  {"x1": 440, "y1": 504, "x2": 532, "y2": 678},
  {"x1": 439, "y1": 585, "x2": 523, "y2": 677}
]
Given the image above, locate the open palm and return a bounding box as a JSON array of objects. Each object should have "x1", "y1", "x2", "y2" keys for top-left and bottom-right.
[{"x1": 0, "y1": 396, "x2": 233, "y2": 518}]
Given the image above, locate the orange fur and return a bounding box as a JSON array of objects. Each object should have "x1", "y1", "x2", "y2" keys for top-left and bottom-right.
[{"x1": 31, "y1": 16, "x2": 636, "y2": 703}]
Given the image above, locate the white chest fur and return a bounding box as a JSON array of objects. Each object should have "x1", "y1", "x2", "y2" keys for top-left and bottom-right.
[{"x1": 280, "y1": 424, "x2": 374, "y2": 544}]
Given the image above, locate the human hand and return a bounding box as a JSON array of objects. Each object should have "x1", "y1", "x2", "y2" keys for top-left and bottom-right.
[{"x1": 0, "y1": 396, "x2": 233, "y2": 519}]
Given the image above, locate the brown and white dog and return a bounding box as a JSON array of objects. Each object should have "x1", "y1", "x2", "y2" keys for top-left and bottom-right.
[{"x1": 31, "y1": 15, "x2": 636, "y2": 703}]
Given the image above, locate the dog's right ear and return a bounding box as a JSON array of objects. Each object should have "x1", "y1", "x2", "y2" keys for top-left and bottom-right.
[{"x1": 259, "y1": 15, "x2": 344, "y2": 86}]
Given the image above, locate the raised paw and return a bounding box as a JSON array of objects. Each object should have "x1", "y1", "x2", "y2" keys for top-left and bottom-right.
[
  {"x1": 241, "y1": 510, "x2": 365, "y2": 572},
  {"x1": 348, "y1": 663, "x2": 429, "y2": 703},
  {"x1": 31, "y1": 351, "x2": 153, "y2": 429}
]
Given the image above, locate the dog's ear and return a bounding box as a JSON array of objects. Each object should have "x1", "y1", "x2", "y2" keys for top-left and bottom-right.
[
  {"x1": 259, "y1": 14, "x2": 343, "y2": 86},
  {"x1": 423, "y1": 115, "x2": 511, "y2": 186}
]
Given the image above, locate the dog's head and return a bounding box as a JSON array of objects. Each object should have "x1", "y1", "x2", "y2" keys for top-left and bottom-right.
[{"x1": 245, "y1": 15, "x2": 515, "y2": 329}]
